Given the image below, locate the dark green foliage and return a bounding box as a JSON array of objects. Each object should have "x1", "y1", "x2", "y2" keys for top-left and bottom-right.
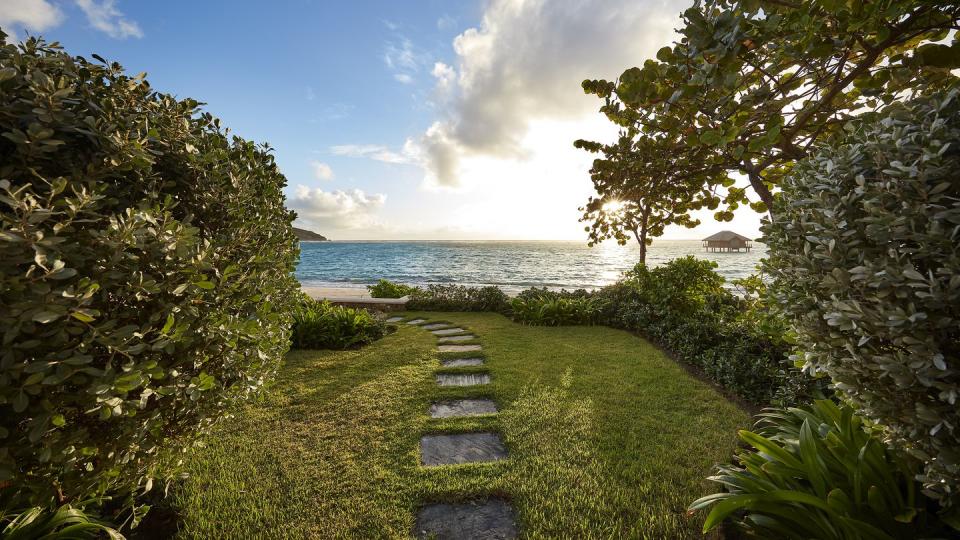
[
  {"x1": 0, "y1": 35, "x2": 299, "y2": 512},
  {"x1": 367, "y1": 279, "x2": 417, "y2": 299},
  {"x1": 290, "y1": 297, "x2": 386, "y2": 350},
  {"x1": 511, "y1": 288, "x2": 601, "y2": 326},
  {"x1": 764, "y1": 88, "x2": 960, "y2": 505},
  {"x1": 407, "y1": 284, "x2": 511, "y2": 313},
  {"x1": 1, "y1": 503, "x2": 122, "y2": 539},
  {"x1": 597, "y1": 257, "x2": 816, "y2": 405},
  {"x1": 690, "y1": 400, "x2": 955, "y2": 538}
]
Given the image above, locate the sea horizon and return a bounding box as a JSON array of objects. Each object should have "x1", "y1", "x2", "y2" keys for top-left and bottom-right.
[{"x1": 296, "y1": 239, "x2": 766, "y2": 293}]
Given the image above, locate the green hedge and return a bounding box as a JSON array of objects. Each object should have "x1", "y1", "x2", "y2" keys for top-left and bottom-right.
[
  {"x1": 0, "y1": 35, "x2": 299, "y2": 512},
  {"x1": 764, "y1": 87, "x2": 960, "y2": 506}
]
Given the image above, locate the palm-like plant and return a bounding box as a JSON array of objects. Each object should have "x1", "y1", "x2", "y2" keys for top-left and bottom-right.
[
  {"x1": 1, "y1": 504, "x2": 123, "y2": 539},
  {"x1": 689, "y1": 400, "x2": 955, "y2": 538}
]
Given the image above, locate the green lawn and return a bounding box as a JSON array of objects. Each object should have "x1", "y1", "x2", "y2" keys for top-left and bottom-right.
[{"x1": 171, "y1": 312, "x2": 750, "y2": 539}]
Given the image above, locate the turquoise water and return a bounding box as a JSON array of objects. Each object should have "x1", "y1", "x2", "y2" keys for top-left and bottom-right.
[{"x1": 296, "y1": 240, "x2": 766, "y2": 294}]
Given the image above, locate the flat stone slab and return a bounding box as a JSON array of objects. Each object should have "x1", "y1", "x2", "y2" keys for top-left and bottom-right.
[
  {"x1": 386, "y1": 316, "x2": 404, "y2": 323},
  {"x1": 430, "y1": 399, "x2": 498, "y2": 418},
  {"x1": 420, "y1": 432, "x2": 507, "y2": 466},
  {"x1": 422, "y1": 323, "x2": 451, "y2": 330},
  {"x1": 438, "y1": 334, "x2": 477, "y2": 343},
  {"x1": 439, "y1": 344, "x2": 482, "y2": 353},
  {"x1": 414, "y1": 499, "x2": 517, "y2": 539},
  {"x1": 441, "y1": 357, "x2": 484, "y2": 368},
  {"x1": 432, "y1": 328, "x2": 466, "y2": 336},
  {"x1": 407, "y1": 319, "x2": 427, "y2": 325},
  {"x1": 436, "y1": 373, "x2": 490, "y2": 386}
]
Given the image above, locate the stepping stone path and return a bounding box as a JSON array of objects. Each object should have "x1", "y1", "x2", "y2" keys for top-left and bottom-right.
[
  {"x1": 432, "y1": 327, "x2": 467, "y2": 336},
  {"x1": 414, "y1": 499, "x2": 517, "y2": 540},
  {"x1": 437, "y1": 373, "x2": 490, "y2": 386},
  {"x1": 386, "y1": 316, "x2": 404, "y2": 323},
  {"x1": 430, "y1": 399, "x2": 498, "y2": 418},
  {"x1": 421, "y1": 323, "x2": 451, "y2": 330},
  {"x1": 439, "y1": 344, "x2": 483, "y2": 353},
  {"x1": 441, "y1": 357, "x2": 484, "y2": 368},
  {"x1": 420, "y1": 433, "x2": 507, "y2": 465},
  {"x1": 437, "y1": 334, "x2": 477, "y2": 343},
  {"x1": 407, "y1": 318, "x2": 519, "y2": 538}
]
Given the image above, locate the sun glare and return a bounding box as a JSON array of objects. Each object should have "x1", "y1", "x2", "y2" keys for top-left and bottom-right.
[{"x1": 602, "y1": 200, "x2": 626, "y2": 214}]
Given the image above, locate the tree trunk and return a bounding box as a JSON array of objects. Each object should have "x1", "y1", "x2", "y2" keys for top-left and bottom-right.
[{"x1": 634, "y1": 207, "x2": 651, "y2": 265}]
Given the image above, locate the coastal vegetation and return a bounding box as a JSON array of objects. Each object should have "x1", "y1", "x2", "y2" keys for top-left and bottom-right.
[
  {"x1": 0, "y1": 35, "x2": 299, "y2": 532},
  {"x1": 372, "y1": 257, "x2": 811, "y2": 407},
  {"x1": 2, "y1": 0, "x2": 959, "y2": 537},
  {"x1": 172, "y1": 313, "x2": 749, "y2": 538},
  {"x1": 290, "y1": 295, "x2": 387, "y2": 350}
]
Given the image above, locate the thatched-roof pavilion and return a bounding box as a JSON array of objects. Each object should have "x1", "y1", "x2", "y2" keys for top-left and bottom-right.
[{"x1": 702, "y1": 231, "x2": 752, "y2": 252}]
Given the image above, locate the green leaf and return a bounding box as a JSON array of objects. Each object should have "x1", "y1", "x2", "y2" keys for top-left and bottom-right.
[{"x1": 193, "y1": 280, "x2": 215, "y2": 289}]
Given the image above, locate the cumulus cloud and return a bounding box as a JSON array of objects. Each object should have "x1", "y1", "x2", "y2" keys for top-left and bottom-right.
[
  {"x1": 310, "y1": 160, "x2": 334, "y2": 180},
  {"x1": 416, "y1": 0, "x2": 689, "y2": 187},
  {"x1": 330, "y1": 143, "x2": 416, "y2": 165},
  {"x1": 75, "y1": 0, "x2": 142, "y2": 39},
  {"x1": 288, "y1": 185, "x2": 386, "y2": 230},
  {"x1": 0, "y1": 0, "x2": 63, "y2": 39}
]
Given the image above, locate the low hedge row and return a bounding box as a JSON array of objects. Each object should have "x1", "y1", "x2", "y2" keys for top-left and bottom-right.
[{"x1": 371, "y1": 258, "x2": 817, "y2": 406}]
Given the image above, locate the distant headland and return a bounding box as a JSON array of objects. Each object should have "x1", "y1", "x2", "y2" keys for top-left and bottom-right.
[{"x1": 293, "y1": 227, "x2": 328, "y2": 241}]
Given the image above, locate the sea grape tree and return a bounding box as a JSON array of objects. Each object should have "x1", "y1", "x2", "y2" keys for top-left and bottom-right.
[
  {"x1": 0, "y1": 33, "x2": 300, "y2": 513},
  {"x1": 580, "y1": 0, "x2": 960, "y2": 229},
  {"x1": 574, "y1": 132, "x2": 722, "y2": 264}
]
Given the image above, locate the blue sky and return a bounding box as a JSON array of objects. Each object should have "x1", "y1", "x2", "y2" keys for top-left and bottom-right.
[{"x1": 0, "y1": 0, "x2": 766, "y2": 241}]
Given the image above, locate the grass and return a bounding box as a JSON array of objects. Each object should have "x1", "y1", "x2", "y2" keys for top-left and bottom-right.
[{"x1": 169, "y1": 312, "x2": 750, "y2": 539}]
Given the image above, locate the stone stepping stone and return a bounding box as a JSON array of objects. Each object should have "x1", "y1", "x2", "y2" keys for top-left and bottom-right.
[
  {"x1": 421, "y1": 323, "x2": 451, "y2": 330},
  {"x1": 420, "y1": 432, "x2": 507, "y2": 466},
  {"x1": 439, "y1": 344, "x2": 482, "y2": 353},
  {"x1": 386, "y1": 316, "x2": 404, "y2": 323},
  {"x1": 430, "y1": 399, "x2": 498, "y2": 418},
  {"x1": 431, "y1": 328, "x2": 466, "y2": 336},
  {"x1": 441, "y1": 357, "x2": 484, "y2": 368},
  {"x1": 414, "y1": 498, "x2": 517, "y2": 539},
  {"x1": 406, "y1": 319, "x2": 427, "y2": 325},
  {"x1": 436, "y1": 373, "x2": 490, "y2": 386},
  {"x1": 438, "y1": 334, "x2": 476, "y2": 343}
]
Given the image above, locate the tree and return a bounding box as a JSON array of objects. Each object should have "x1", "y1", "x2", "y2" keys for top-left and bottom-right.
[
  {"x1": 582, "y1": 0, "x2": 960, "y2": 220},
  {"x1": 574, "y1": 132, "x2": 721, "y2": 264}
]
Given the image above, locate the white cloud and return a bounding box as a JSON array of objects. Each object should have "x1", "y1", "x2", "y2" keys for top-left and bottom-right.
[
  {"x1": 75, "y1": 0, "x2": 142, "y2": 39},
  {"x1": 437, "y1": 14, "x2": 456, "y2": 31},
  {"x1": 384, "y1": 37, "x2": 428, "y2": 85},
  {"x1": 0, "y1": 0, "x2": 63, "y2": 38},
  {"x1": 310, "y1": 160, "x2": 334, "y2": 180},
  {"x1": 329, "y1": 143, "x2": 416, "y2": 165},
  {"x1": 305, "y1": 86, "x2": 316, "y2": 101},
  {"x1": 415, "y1": 0, "x2": 689, "y2": 187},
  {"x1": 288, "y1": 185, "x2": 387, "y2": 230}
]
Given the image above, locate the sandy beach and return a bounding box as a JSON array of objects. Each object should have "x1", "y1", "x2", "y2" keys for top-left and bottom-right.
[{"x1": 302, "y1": 286, "x2": 375, "y2": 300}]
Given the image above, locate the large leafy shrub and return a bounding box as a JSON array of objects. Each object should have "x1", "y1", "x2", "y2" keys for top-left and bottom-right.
[
  {"x1": 764, "y1": 88, "x2": 960, "y2": 504},
  {"x1": 407, "y1": 284, "x2": 510, "y2": 313},
  {"x1": 690, "y1": 400, "x2": 954, "y2": 538},
  {"x1": 290, "y1": 296, "x2": 386, "y2": 350},
  {"x1": 366, "y1": 279, "x2": 417, "y2": 299},
  {"x1": 0, "y1": 35, "x2": 299, "y2": 513}
]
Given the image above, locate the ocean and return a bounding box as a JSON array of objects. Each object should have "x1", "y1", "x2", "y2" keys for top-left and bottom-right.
[{"x1": 296, "y1": 240, "x2": 766, "y2": 294}]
